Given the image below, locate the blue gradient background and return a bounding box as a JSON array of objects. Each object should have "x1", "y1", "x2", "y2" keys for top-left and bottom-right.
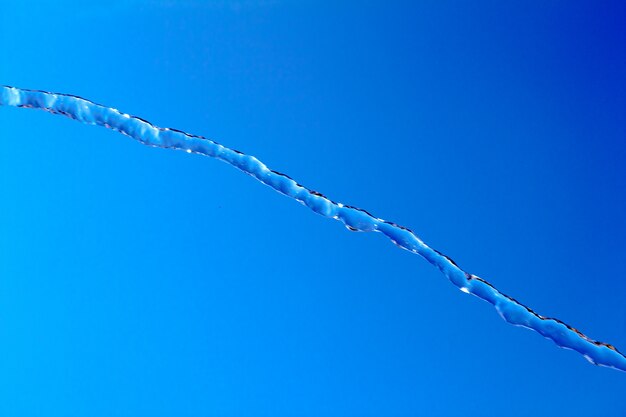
[{"x1": 1, "y1": 1, "x2": 625, "y2": 416}]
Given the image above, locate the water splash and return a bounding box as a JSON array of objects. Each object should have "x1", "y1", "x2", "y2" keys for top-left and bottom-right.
[{"x1": 2, "y1": 85, "x2": 624, "y2": 372}]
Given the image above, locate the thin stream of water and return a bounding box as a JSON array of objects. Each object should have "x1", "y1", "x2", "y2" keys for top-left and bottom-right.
[{"x1": 2, "y1": 85, "x2": 624, "y2": 372}]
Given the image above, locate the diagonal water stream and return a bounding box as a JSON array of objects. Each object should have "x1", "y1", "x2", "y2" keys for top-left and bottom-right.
[{"x1": 2, "y1": 85, "x2": 624, "y2": 372}]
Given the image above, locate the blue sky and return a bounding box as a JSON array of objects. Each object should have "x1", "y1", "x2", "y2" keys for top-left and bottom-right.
[{"x1": 1, "y1": 1, "x2": 625, "y2": 416}]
